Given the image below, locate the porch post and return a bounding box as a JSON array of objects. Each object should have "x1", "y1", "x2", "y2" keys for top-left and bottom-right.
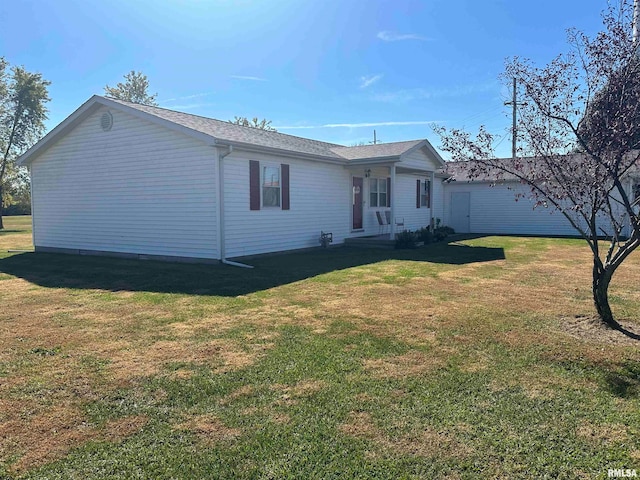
[{"x1": 390, "y1": 164, "x2": 396, "y2": 237}]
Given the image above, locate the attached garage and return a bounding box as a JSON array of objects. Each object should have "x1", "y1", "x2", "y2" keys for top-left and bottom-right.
[
  {"x1": 443, "y1": 181, "x2": 580, "y2": 236},
  {"x1": 441, "y1": 164, "x2": 637, "y2": 238}
]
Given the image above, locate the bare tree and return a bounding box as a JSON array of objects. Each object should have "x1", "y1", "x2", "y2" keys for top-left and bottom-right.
[
  {"x1": 436, "y1": 0, "x2": 640, "y2": 338},
  {"x1": 0, "y1": 59, "x2": 50, "y2": 229}
]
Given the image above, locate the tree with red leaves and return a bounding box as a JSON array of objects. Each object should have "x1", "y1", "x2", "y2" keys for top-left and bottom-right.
[{"x1": 437, "y1": 0, "x2": 640, "y2": 338}]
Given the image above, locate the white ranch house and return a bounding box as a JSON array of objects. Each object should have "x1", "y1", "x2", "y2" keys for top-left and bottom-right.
[
  {"x1": 21, "y1": 96, "x2": 637, "y2": 263},
  {"x1": 18, "y1": 96, "x2": 445, "y2": 262}
]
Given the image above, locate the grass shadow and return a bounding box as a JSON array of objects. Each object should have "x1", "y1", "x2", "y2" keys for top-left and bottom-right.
[
  {"x1": 0, "y1": 241, "x2": 505, "y2": 296},
  {"x1": 604, "y1": 361, "x2": 640, "y2": 398}
]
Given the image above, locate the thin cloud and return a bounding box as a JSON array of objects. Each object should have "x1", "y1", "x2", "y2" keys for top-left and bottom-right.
[
  {"x1": 360, "y1": 74, "x2": 383, "y2": 89},
  {"x1": 160, "y1": 92, "x2": 214, "y2": 104},
  {"x1": 164, "y1": 102, "x2": 216, "y2": 110},
  {"x1": 230, "y1": 75, "x2": 267, "y2": 82},
  {"x1": 377, "y1": 31, "x2": 430, "y2": 42},
  {"x1": 275, "y1": 120, "x2": 441, "y2": 130},
  {"x1": 372, "y1": 82, "x2": 498, "y2": 103}
]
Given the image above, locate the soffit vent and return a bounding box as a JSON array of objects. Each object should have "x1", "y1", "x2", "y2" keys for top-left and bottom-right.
[{"x1": 100, "y1": 111, "x2": 113, "y2": 131}]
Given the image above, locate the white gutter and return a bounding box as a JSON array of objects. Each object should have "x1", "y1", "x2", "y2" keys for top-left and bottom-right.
[
  {"x1": 29, "y1": 165, "x2": 36, "y2": 248},
  {"x1": 215, "y1": 144, "x2": 254, "y2": 269},
  {"x1": 430, "y1": 170, "x2": 435, "y2": 229}
]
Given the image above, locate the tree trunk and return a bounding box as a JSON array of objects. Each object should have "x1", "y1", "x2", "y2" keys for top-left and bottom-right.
[
  {"x1": 0, "y1": 184, "x2": 3, "y2": 230},
  {"x1": 592, "y1": 261, "x2": 622, "y2": 330}
]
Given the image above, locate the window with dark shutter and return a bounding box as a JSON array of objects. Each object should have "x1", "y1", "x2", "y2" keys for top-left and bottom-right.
[
  {"x1": 250, "y1": 160, "x2": 260, "y2": 210},
  {"x1": 262, "y1": 166, "x2": 281, "y2": 207},
  {"x1": 282, "y1": 164, "x2": 290, "y2": 210},
  {"x1": 421, "y1": 180, "x2": 431, "y2": 208}
]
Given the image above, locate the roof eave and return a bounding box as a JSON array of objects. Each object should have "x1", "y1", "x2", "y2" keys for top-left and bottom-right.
[
  {"x1": 346, "y1": 156, "x2": 401, "y2": 165},
  {"x1": 215, "y1": 140, "x2": 348, "y2": 165}
]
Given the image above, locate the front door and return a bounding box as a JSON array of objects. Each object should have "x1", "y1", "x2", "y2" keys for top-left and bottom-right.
[
  {"x1": 352, "y1": 177, "x2": 363, "y2": 230},
  {"x1": 450, "y1": 192, "x2": 471, "y2": 233}
]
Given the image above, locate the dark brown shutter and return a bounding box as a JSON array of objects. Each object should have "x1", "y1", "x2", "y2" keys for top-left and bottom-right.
[
  {"x1": 281, "y1": 164, "x2": 290, "y2": 210},
  {"x1": 426, "y1": 180, "x2": 431, "y2": 208},
  {"x1": 249, "y1": 160, "x2": 260, "y2": 210},
  {"x1": 416, "y1": 179, "x2": 421, "y2": 208},
  {"x1": 387, "y1": 177, "x2": 391, "y2": 207}
]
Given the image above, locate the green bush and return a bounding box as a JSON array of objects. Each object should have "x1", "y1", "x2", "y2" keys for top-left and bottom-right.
[
  {"x1": 416, "y1": 227, "x2": 434, "y2": 244},
  {"x1": 433, "y1": 225, "x2": 455, "y2": 242},
  {"x1": 2, "y1": 202, "x2": 31, "y2": 216},
  {"x1": 395, "y1": 230, "x2": 417, "y2": 249}
]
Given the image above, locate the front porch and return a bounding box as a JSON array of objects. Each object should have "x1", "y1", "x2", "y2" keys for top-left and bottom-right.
[{"x1": 347, "y1": 160, "x2": 436, "y2": 240}]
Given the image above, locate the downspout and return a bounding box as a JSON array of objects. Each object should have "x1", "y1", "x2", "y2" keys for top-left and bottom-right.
[
  {"x1": 29, "y1": 165, "x2": 36, "y2": 250},
  {"x1": 430, "y1": 170, "x2": 435, "y2": 229},
  {"x1": 390, "y1": 164, "x2": 396, "y2": 237},
  {"x1": 216, "y1": 144, "x2": 254, "y2": 269}
]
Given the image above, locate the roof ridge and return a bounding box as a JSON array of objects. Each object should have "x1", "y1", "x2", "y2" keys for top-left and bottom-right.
[
  {"x1": 331, "y1": 139, "x2": 423, "y2": 150},
  {"x1": 100, "y1": 95, "x2": 345, "y2": 148}
]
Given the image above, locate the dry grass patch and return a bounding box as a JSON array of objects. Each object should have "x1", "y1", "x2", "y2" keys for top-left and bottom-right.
[
  {"x1": 102, "y1": 415, "x2": 149, "y2": 441},
  {"x1": 490, "y1": 364, "x2": 600, "y2": 399},
  {"x1": 339, "y1": 411, "x2": 472, "y2": 460},
  {"x1": 0, "y1": 232, "x2": 32, "y2": 251},
  {"x1": 108, "y1": 339, "x2": 257, "y2": 380},
  {"x1": 175, "y1": 414, "x2": 241, "y2": 445},
  {"x1": 270, "y1": 380, "x2": 327, "y2": 405},
  {"x1": 1, "y1": 403, "x2": 149, "y2": 474},
  {"x1": 559, "y1": 315, "x2": 640, "y2": 346},
  {"x1": 576, "y1": 421, "x2": 629, "y2": 445},
  {"x1": 363, "y1": 350, "x2": 449, "y2": 379},
  {"x1": 220, "y1": 385, "x2": 255, "y2": 405}
]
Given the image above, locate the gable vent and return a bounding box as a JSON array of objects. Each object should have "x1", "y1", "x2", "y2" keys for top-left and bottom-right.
[{"x1": 100, "y1": 111, "x2": 113, "y2": 131}]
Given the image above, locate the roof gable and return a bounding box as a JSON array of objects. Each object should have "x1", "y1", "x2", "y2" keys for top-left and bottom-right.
[{"x1": 19, "y1": 95, "x2": 444, "y2": 166}]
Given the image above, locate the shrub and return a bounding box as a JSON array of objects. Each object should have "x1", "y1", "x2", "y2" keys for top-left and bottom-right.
[
  {"x1": 395, "y1": 230, "x2": 417, "y2": 249},
  {"x1": 416, "y1": 227, "x2": 434, "y2": 244},
  {"x1": 433, "y1": 225, "x2": 455, "y2": 242},
  {"x1": 2, "y1": 203, "x2": 31, "y2": 216}
]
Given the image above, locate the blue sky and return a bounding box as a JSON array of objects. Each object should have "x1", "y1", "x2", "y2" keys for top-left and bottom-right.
[{"x1": 1, "y1": 0, "x2": 608, "y2": 158}]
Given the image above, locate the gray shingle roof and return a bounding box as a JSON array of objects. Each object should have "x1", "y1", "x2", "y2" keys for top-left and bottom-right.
[
  {"x1": 105, "y1": 97, "x2": 345, "y2": 159},
  {"x1": 329, "y1": 139, "x2": 424, "y2": 160},
  {"x1": 104, "y1": 97, "x2": 426, "y2": 162}
]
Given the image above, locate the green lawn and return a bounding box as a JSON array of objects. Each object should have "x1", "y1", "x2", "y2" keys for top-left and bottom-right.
[{"x1": 1, "y1": 216, "x2": 639, "y2": 479}]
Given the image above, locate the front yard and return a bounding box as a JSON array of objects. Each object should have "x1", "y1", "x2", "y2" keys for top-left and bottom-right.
[{"x1": 1, "y1": 216, "x2": 639, "y2": 479}]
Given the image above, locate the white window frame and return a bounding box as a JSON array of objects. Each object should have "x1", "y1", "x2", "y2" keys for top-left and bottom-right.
[
  {"x1": 261, "y1": 164, "x2": 281, "y2": 208},
  {"x1": 420, "y1": 179, "x2": 431, "y2": 208},
  {"x1": 369, "y1": 177, "x2": 387, "y2": 208}
]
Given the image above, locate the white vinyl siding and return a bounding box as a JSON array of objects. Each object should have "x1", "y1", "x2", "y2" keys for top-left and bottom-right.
[
  {"x1": 398, "y1": 148, "x2": 442, "y2": 171},
  {"x1": 30, "y1": 106, "x2": 218, "y2": 259},
  {"x1": 443, "y1": 182, "x2": 581, "y2": 236},
  {"x1": 394, "y1": 174, "x2": 431, "y2": 231},
  {"x1": 223, "y1": 151, "x2": 351, "y2": 258}
]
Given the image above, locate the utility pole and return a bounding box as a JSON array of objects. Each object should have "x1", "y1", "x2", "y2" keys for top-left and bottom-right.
[
  {"x1": 373, "y1": 129, "x2": 377, "y2": 145},
  {"x1": 634, "y1": 0, "x2": 639, "y2": 44},
  {"x1": 504, "y1": 78, "x2": 518, "y2": 158}
]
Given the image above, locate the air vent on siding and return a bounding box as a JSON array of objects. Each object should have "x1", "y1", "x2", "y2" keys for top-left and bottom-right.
[{"x1": 100, "y1": 111, "x2": 113, "y2": 131}]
